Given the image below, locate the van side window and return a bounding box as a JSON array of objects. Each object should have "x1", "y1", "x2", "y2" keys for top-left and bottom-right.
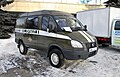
[
  {"x1": 16, "y1": 17, "x2": 26, "y2": 28},
  {"x1": 42, "y1": 16, "x2": 49, "y2": 31},
  {"x1": 49, "y1": 17, "x2": 56, "y2": 32},
  {"x1": 115, "y1": 21, "x2": 120, "y2": 30},
  {"x1": 27, "y1": 17, "x2": 38, "y2": 29}
]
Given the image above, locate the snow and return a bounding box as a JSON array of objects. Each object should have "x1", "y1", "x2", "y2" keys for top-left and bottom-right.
[
  {"x1": 0, "y1": 34, "x2": 17, "y2": 55},
  {"x1": 0, "y1": 34, "x2": 120, "y2": 77}
]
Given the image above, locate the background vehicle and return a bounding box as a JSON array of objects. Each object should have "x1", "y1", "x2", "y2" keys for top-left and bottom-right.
[
  {"x1": 77, "y1": 7, "x2": 120, "y2": 47},
  {"x1": 15, "y1": 10, "x2": 98, "y2": 68}
]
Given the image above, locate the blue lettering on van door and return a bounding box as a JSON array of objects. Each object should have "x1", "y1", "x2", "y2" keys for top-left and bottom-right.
[
  {"x1": 115, "y1": 30, "x2": 120, "y2": 36},
  {"x1": 114, "y1": 30, "x2": 120, "y2": 44}
]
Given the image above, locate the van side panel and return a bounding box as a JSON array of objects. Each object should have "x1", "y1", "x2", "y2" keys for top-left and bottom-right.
[
  {"x1": 15, "y1": 17, "x2": 27, "y2": 44},
  {"x1": 77, "y1": 7, "x2": 120, "y2": 38},
  {"x1": 77, "y1": 8, "x2": 109, "y2": 37}
]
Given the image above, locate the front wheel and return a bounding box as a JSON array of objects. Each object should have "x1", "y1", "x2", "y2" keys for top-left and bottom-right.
[{"x1": 49, "y1": 49, "x2": 64, "y2": 68}]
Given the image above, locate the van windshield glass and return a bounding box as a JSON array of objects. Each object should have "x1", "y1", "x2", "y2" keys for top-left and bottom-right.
[{"x1": 54, "y1": 16, "x2": 85, "y2": 31}]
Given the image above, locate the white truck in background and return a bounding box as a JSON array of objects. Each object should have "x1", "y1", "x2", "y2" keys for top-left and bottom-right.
[{"x1": 77, "y1": 7, "x2": 120, "y2": 47}]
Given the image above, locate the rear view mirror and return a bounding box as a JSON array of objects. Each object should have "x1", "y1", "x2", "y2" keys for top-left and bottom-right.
[{"x1": 84, "y1": 25, "x2": 87, "y2": 31}]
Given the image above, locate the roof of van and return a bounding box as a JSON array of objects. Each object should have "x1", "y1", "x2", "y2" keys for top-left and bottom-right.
[{"x1": 19, "y1": 10, "x2": 73, "y2": 17}]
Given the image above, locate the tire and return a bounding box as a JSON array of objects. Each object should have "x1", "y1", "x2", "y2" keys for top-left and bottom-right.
[
  {"x1": 18, "y1": 41, "x2": 28, "y2": 55},
  {"x1": 49, "y1": 49, "x2": 64, "y2": 68}
]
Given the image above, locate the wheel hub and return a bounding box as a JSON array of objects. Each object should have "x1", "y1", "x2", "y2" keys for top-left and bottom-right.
[
  {"x1": 51, "y1": 53, "x2": 59, "y2": 65},
  {"x1": 20, "y1": 44, "x2": 24, "y2": 53}
]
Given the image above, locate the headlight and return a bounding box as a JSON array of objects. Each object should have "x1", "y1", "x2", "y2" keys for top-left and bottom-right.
[{"x1": 71, "y1": 40, "x2": 83, "y2": 48}]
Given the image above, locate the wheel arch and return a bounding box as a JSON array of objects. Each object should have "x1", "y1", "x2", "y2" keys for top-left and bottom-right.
[
  {"x1": 18, "y1": 39, "x2": 23, "y2": 43},
  {"x1": 47, "y1": 44, "x2": 64, "y2": 58}
]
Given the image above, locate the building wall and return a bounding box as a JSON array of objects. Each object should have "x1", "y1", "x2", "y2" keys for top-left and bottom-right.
[{"x1": 2, "y1": 0, "x2": 105, "y2": 13}]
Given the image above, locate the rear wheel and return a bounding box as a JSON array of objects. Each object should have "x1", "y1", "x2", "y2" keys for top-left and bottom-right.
[
  {"x1": 49, "y1": 49, "x2": 64, "y2": 68},
  {"x1": 18, "y1": 41, "x2": 28, "y2": 55}
]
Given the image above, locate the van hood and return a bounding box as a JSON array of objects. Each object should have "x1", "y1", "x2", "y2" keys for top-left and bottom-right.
[{"x1": 66, "y1": 31, "x2": 96, "y2": 43}]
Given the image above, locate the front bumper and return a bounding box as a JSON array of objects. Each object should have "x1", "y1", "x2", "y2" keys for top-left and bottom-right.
[
  {"x1": 63, "y1": 42, "x2": 98, "y2": 60},
  {"x1": 88, "y1": 50, "x2": 98, "y2": 57},
  {"x1": 63, "y1": 47, "x2": 98, "y2": 60}
]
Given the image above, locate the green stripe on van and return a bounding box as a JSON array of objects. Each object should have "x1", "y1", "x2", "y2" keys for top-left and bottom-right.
[{"x1": 115, "y1": 40, "x2": 120, "y2": 44}]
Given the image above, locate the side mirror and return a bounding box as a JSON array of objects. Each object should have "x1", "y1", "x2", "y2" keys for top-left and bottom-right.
[{"x1": 84, "y1": 25, "x2": 87, "y2": 31}]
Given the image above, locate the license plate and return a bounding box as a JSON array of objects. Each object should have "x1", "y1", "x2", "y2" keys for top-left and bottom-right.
[{"x1": 89, "y1": 47, "x2": 97, "y2": 52}]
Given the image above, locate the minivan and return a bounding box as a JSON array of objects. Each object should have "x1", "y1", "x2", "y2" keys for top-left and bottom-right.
[{"x1": 15, "y1": 10, "x2": 98, "y2": 68}]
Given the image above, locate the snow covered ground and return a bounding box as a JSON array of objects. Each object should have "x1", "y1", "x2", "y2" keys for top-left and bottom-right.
[{"x1": 0, "y1": 34, "x2": 120, "y2": 77}]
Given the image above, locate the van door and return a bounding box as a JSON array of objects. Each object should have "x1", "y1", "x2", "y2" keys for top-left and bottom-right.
[
  {"x1": 25, "y1": 16, "x2": 39, "y2": 48},
  {"x1": 37, "y1": 16, "x2": 57, "y2": 51},
  {"x1": 111, "y1": 20, "x2": 120, "y2": 46}
]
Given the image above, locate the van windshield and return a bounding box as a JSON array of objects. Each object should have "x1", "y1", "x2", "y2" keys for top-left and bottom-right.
[{"x1": 54, "y1": 16, "x2": 85, "y2": 31}]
